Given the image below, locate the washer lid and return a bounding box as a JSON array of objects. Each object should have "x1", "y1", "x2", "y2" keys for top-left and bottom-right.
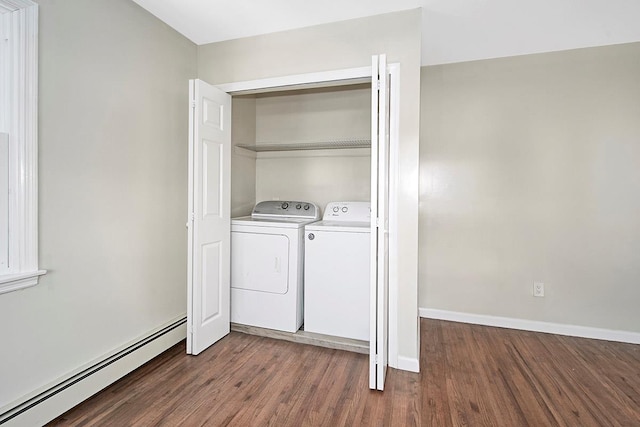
[{"x1": 305, "y1": 220, "x2": 371, "y2": 233}]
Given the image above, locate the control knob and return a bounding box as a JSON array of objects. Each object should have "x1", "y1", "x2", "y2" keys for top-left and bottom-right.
[
  {"x1": 333, "y1": 206, "x2": 339, "y2": 213},
  {"x1": 304, "y1": 204, "x2": 310, "y2": 210},
  {"x1": 296, "y1": 204, "x2": 302, "y2": 210},
  {"x1": 281, "y1": 202, "x2": 289, "y2": 209}
]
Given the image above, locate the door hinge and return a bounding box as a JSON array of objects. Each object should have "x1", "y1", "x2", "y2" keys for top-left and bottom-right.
[
  {"x1": 191, "y1": 100, "x2": 196, "y2": 109},
  {"x1": 374, "y1": 80, "x2": 381, "y2": 90},
  {"x1": 375, "y1": 354, "x2": 379, "y2": 363}
]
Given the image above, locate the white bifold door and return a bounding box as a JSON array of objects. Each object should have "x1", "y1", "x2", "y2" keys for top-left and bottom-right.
[
  {"x1": 370, "y1": 54, "x2": 390, "y2": 391},
  {"x1": 187, "y1": 79, "x2": 232, "y2": 355}
]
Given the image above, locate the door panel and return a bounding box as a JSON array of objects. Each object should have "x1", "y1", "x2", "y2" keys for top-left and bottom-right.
[
  {"x1": 188, "y1": 79, "x2": 231, "y2": 355},
  {"x1": 203, "y1": 140, "x2": 222, "y2": 217},
  {"x1": 369, "y1": 54, "x2": 390, "y2": 391},
  {"x1": 377, "y1": 54, "x2": 391, "y2": 390},
  {"x1": 203, "y1": 97, "x2": 224, "y2": 128},
  {"x1": 201, "y1": 242, "x2": 222, "y2": 322}
]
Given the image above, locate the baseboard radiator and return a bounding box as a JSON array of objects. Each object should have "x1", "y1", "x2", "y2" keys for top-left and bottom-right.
[{"x1": 0, "y1": 317, "x2": 187, "y2": 427}]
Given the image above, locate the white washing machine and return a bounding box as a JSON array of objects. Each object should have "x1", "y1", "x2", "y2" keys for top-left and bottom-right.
[
  {"x1": 304, "y1": 201, "x2": 371, "y2": 341},
  {"x1": 231, "y1": 200, "x2": 320, "y2": 332}
]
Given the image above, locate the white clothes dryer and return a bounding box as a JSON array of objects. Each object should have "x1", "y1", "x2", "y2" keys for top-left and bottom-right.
[
  {"x1": 304, "y1": 201, "x2": 371, "y2": 341},
  {"x1": 231, "y1": 201, "x2": 319, "y2": 332}
]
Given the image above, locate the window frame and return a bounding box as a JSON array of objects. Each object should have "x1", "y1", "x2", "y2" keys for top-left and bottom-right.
[{"x1": 0, "y1": 0, "x2": 45, "y2": 294}]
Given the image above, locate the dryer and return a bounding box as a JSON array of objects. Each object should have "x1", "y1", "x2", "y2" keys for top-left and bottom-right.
[
  {"x1": 231, "y1": 201, "x2": 319, "y2": 332},
  {"x1": 304, "y1": 201, "x2": 371, "y2": 341}
]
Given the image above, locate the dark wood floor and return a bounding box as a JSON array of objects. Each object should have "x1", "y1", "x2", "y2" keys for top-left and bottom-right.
[{"x1": 49, "y1": 319, "x2": 640, "y2": 426}]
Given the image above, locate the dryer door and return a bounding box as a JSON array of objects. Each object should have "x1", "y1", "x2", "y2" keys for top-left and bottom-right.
[{"x1": 231, "y1": 231, "x2": 290, "y2": 294}]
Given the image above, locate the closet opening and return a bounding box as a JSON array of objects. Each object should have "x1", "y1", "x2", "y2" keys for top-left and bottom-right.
[{"x1": 229, "y1": 82, "x2": 372, "y2": 354}]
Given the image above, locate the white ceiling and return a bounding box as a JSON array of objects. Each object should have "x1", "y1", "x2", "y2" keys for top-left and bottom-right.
[{"x1": 131, "y1": 0, "x2": 640, "y2": 66}]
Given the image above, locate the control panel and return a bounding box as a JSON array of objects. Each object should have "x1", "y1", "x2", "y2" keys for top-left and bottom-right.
[
  {"x1": 322, "y1": 201, "x2": 371, "y2": 222},
  {"x1": 251, "y1": 200, "x2": 319, "y2": 220}
]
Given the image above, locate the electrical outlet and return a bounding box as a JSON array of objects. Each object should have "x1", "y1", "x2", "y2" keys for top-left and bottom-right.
[{"x1": 533, "y1": 282, "x2": 544, "y2": 297}]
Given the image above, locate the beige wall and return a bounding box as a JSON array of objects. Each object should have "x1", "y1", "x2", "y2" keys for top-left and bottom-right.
[
  {"x1": 420, "y1": 42, "x2": 640, "y2": 332},
  {"x1": 255, "y1": 153, "x2": 371, "y2": 215},
  {"x1": 0, "y1": 0, "x2": 196, "y2": 408},
  {"x1": 231, "y1": 97, "x2": 257, "y2": 217},
  {"x1": 200, "y1": 9, "x2": 422, "y2": 362},
  {"x1": 254, "y1": 85, "x2": 370, "y2": 144},
  {"x1": 235, "y1": 86, "x2": 371, "y2": 214}
]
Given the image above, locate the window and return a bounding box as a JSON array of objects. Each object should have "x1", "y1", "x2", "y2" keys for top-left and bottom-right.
[
  {"x1": 1, "y1": 132, "x2": 8, "y2": 271},
  {"x1": 0, "y1": 0, "x2": 45, "y2": 294}
]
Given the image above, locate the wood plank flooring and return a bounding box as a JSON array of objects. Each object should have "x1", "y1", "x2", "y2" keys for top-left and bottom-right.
[{"x1": 48, "y1": 319, "x2": 640, "y2": 426}]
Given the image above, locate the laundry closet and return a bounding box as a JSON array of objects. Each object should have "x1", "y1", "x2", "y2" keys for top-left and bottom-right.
[{"x1": 228, "y1": 82, "x2": 372, "y2": 345}]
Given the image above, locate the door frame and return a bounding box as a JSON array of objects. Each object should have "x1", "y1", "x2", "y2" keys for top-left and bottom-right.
[{"x1": 217, "y1": 64, "x2": 401, "y2": 369}]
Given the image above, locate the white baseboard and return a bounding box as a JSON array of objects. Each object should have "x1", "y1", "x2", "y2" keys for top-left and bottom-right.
[
  {"x1": 420, "y1": 308, "x2": 640, "y2": 345},
  {"x1": 1, "y1": 316, "x2": 187, "y2": 427},
  {"x1": 396, "y1": 356, "x2": 420, "y2": 373}
]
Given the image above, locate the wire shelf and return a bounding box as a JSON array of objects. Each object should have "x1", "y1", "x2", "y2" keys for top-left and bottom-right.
[{"x1": 235, "y1": 139, "x2": 371, "y2": 152}]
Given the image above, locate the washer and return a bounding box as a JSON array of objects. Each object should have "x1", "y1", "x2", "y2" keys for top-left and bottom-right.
[
  {"x1": 231, "y1": 200, "x2": 320, "y2": 332},
  {"x1": 304, "y1": 201, "x2": 371, "y2": 341}
]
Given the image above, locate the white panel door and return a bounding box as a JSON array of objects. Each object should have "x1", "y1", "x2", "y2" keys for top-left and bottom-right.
[
  {"x1": 187, "y1": 79, "x2": 231, "y2": 355},
  {"x1": 369, "y1": 54, "x2": 390, "y2": 391}
]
